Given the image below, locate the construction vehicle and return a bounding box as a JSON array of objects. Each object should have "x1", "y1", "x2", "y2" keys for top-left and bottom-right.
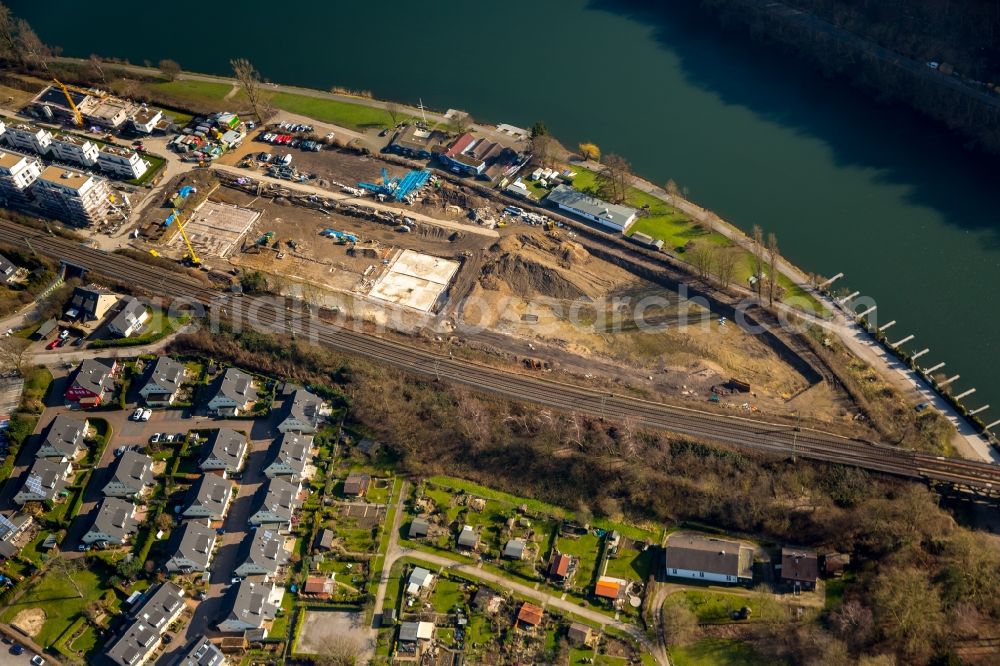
[
  {"x1": 52, "y1": 78, "x2": 84, "y2": 126},
  {"x1": 149, "y1": 249, "x2": 160, "y2": 258},
  {"x1": 171, "y1": 208, "x2": 201, "y2": 266}
]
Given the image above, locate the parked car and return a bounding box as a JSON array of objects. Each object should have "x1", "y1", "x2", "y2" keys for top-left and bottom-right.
[
  {"x1": 131, "y1": 408, "x2": 144, "y2": 421},
  {"x1": 58, "y1": 329, "x2": 70, "y2": 340},
  {"x1": 31, "y1": 655, "x2": 45, "y2": 666},
  {"x1": 45, "y1": 339, "x2": 59, "y2": 350},
  {"x1": 9, "y1": 644, "x2": 24, "y2": 655},
  {"x1": 150, "y1": 433, "x2": 161, "y2": 444},
  {"x1": 140, "y1": 408, "x2": 152, "y2": 421}
]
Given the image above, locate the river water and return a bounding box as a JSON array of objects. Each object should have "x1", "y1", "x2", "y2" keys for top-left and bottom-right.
[{"x1": 12, "y1": 0, "x2": 999, "y2": 409}]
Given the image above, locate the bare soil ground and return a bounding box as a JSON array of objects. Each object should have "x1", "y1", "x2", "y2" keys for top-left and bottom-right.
[{"x1": 11, "y1": 608, "x2": 45, "y2": 637}]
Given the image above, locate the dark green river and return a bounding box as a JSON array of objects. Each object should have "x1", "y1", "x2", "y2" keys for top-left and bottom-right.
[{"x1": 11, "y1": 0, "x2": 999, "y2": 411}]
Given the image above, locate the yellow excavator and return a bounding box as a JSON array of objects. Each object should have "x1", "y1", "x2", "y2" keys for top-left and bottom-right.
[{"x1": 171, "y1": 208, "x2": 201, "y2": 266}]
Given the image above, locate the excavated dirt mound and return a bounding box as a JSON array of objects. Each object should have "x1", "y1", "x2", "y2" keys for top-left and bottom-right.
[
  {"x1": 479, "y1": 233, "x2": 626, "y2": 300},
  {"x1": 12, "y1": 608, "x2": 45, "y2": 637}
]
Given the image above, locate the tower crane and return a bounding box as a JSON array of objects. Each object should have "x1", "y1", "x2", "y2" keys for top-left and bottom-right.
[
  {"x1": 52, "y1": 78, "x2": 84, "y2": 127},
  {"x1": 170, "y1": 208, "x2": 201, "y2": 266}
]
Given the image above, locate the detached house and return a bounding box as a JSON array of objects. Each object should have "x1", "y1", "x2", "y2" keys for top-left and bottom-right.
[
  {"x1": 165, "y1": 521, "x2": 217, "y2": 573},
  {"x1": 66, "y1": 285, "x2": 118, "y2": 324},
  {"x1": 780, "y1": 547, "x2": 819, "y2": 591},
  {"x1": 175, "y1": 636, "x2": 227, "y2": 666},
  {"x1": 218, "y1": 579, "x2": 282, "y2": 635},
  {"x1": 139, "y1": 356, "x2": 187, "y2": 406},
  {"x1": 35, "y1": 414, "x2": 89, "y2": 460},
  {"x1": 263, "y1": 433, "x2": 312, "y2": 482},
  {"x1": 206, "y1": 368, "x2": 257, "y2": 416},
  {"x1": 107, "y1": 297, "x2": 149, "y2": 338},
  {"x1": 343, "y1": 472, "x2": 370, "y2": 498},
  {"x1": 104, "y1": 451, "x2": 155, "y2": 499},
  {"x1": 14, "y1": 458, "x2": 72, "y2": 505},
  {"x1": 199, "y1": 429, "x2": 249, "y2": 474},
  {"x1": 182, "y1": 475, "x2": 233, "y2": 521},
  {"x1": 248, "y1": 477, "x2": 299, "y2": 529},
  {"x1": 234, "y1": 528, "x2": 290, "y2": 579},
  {"x1": 65, "y1": 358, "x2": 118, "y2": 408},
  {"x1": 276, "y1": 388, "x2": 329, "y2": 434},
  {"x1": 663, "y1": 534, "x2": 754, "y2": 585},
  {"x1": 0, "y1": 253, "x2": 19, "y2": 283},
  {"x1": 83, "y1": 497, "x2": 139, "y2": 546}
]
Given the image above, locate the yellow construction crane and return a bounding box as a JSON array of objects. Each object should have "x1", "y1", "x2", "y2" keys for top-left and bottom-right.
[
  {"x1": 52, "y1": 78, "x2": 83, "y2": 127},
  {"x1": 171, "y1": 208, "x2": 201, "y2": 266}
]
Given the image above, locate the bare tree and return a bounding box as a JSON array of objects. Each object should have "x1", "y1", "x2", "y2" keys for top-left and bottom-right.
[
  {"x1": 230, "y1": 57, "x2": 266, "y2": 123},
  {"x1": 766, "y1": 232, "x2": 780, "y2": 306},
  {"x1": 530, "y1": 134, "x2": 556, "y2": 167},
  {"x1": 0, "y1": 336, "x2": 29, "y2": 375},
  {"x1": 715, "y1": 247, "x2": 740, "y2": 287},
  {"x1": 455, "y1": 111, "x2": 474, "y2": 134},
  {"x1": 0, "y1": 4, "x2": 19, "y2": 61},
  {"x1": 53, "y1": 557, "x2": 84, "y2": 598},
  {"x1": 384, "y1": 101, "x2": 402, "y2": 127},
  {"x1": 315, "y1": 634, "x2": 362, "y2": 666},
  {"x1": 751, "y1": 225, "x2": 765, "y2": 300},
  {"x1": 88, "y1": 54, "x2": 107, "y2": 83},
  {"x1": 14, "y1": 18, "x2": 49, "y2": 70},
  {"x1": 158, "y1": 59, "x2": 181, "y2": 82},
  {"x1": 597, "y1": 153, "x2": 632, "y2": 204},
  {"x1": 688, "y1": 244, "x2": 716, "y2": 280},
  {"x1": 661, "y1": 598, "x2": 698, "y2": 647},
  {"x1": 665, "y1": 179, "x2": 680, "y2": 196}
]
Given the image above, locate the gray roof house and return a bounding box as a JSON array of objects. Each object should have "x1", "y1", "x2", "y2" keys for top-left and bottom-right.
[
  {"x1": 218, "y1": 579, "x2": 281, "y2": 635},
  {"x1": 276, "y1": 388, "x2": 329, "y2": 434},
  {"x1": 35, "y1": 414, "x2": 89, "y2": 460},
  {"x1": 0, "y1": 253, "x2": 18, "y2": 282},
  {"x1": 663, "y1": 534, "x2": 754, "y2": 584},
  {"x1": 406, "y1": 566, "x2": 435, "y2": 596},
  {"x1": 83, "y1": 497, "x2": 139, "y2": 545},
  {"x1": 182, "y1": 475, "x2": 233, "y2": 521},
  {"x1": 248, "y1": 477, "x2": 299, "y2": 528},
  {"x1": 66, "y1": 285, "x2": 118, "y2": 323},
  {"x1": 13, "y1": 458, "x2": 72, "y2": 505},
  {"x1": 206, "y1": 368, "x2": 257, "y2": 416},
  {"x1": 106, "y1": 582, "x2": 185, "y2": 666},
  {"x1": 457, "y1": 525, "x2": 478, "y2": 550},
  {"x1": 65, "y1": 357, "x2": 118, "y2": 407},
  {"x1": 408, "y1": 517, "x2": 429, "y2": 539},
  {"x1": 545, "y1": 184, "x2": 638, "y2": 232},
  {"x1": 504, "y1": 538, "x2": 527, "y2": 560},
  {"x1": 175, "y1": 635, "x2": 227, "y2": 666},
  {"x1": 139, "y1": 356, "x2": 186, "y2": 406},
  {"x1": 104, "y1": 451, "x2": 155, "y2": 498},
  {"x1": 234, "y1": 528, "x2": 290, "y2": 578},
  {"x1": 107, "y1": 296, "x2": 149, "y2": 338},
  {"x1": 263, "y1": 433, "x2": 312, "y2": 482},
  {"x1": 165, "y1": 521, "x2": 217, "y2": 573},
  {"x1": 200, "y1": 429, "x2": 249, "y2": 474}
]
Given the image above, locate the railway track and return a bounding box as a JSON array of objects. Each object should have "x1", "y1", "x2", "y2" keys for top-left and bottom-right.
[{"x1": 3, "y1": 220, "x2": 998, "y2": 491}]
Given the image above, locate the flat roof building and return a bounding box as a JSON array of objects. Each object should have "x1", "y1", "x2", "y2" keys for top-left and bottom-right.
[
  {"x1": 98, "y1": 144, "x2": 148, "y2": 180},
  {"x1": 49, "y1": 133, "x2": 100, "y2": 168},
  {"x1": 546, "y1": 184, "x2": 638, "y2": 233},
  {"x1": 2, "y1": 122, "x2": 52, "y2": 154},
  {"x1": 0, "y1": 149, "x2": 42, "y2": 205},
  {"x1": 32, "y1": 165, "x2": 114, "y2": 227}
]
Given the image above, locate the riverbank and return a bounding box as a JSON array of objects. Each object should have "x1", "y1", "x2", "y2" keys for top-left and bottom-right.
[{"x1": 14, "y1": 56, "x2": 997, "y2": 456}]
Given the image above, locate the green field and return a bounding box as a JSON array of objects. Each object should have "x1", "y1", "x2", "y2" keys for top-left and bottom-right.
[
  {"x1": 670, "y1": 638, "x2": 773, "y2": 666},
  {"x1": 149, "y1": 80, "x2": 234, "y2": 101},
  {"x1": 603, "y1": 547, "x2": 657, "y2": 582},
  {"x1": 429, "y1": 577, "x2": 466, "y2": 614},
  {"x1": 267, "y1": 92, "x2": 402, "y2": 129},
  {"x1": 0, "y1": 566, "x2": 105, "y2": 647}
]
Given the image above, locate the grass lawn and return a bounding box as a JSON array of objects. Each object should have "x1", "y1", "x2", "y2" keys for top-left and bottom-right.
[
  {"x1": 824, "y1": 572, "x2": 853, "y2": 610},
  {"x1": 129, "y1": 153, "x2": 166, "y2": 187},
  {"x1": 149, "y1": 80, "x2": 234, "y2": 101},
  {"x1": 553, "y1": 532, "x2": 602, "y2": 587},
  {"x1": 0, "y1": 566, "x2": 104, "y2": 647},
  {"x1": 267, "y1": 93, "x2": 404, "y2": 130},
  {"x1": 603, "y1": 547, "x2": 656, "y2": 582},
  {"x1": 430, "y1": 577, "x2": 466, "y2": 614},
  {"x1": 466, "y1": 614, "x2": 495, "y2": 647},
  {"x1": 670, "y1": 638, "x2": 773, "y2": 666},
  {"x1": 668, "y1": 589, "x2": 786, "y2": 624}
]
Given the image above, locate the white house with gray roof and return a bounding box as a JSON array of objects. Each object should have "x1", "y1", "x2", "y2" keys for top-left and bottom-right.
[
  {"x1": 107, "y1": 296, "x2": 149, "y2": 338},
  {"x1": 0, "y1": 252, "x2": 19, "y2": 283},
  {"x1": 105, "y1": 582, "x2": 185, "y2": 666},
  {"x1": 218, "y1": 579, "x2": 282, "y2": 634},
  {"x1": 83, "y1": 497, "x2": 139, "y2": 546},
  {"x1": 263, "y1": 433, "x2": 313, "y2": 482},
  {"x1": 276, "y1": 389, "x2": 329, "y2": 434},
  {"x1": 139, "y1": 356, "x2": 187, "y2": 406},
  {"x1": 545, "y1": 184, "x2": 638, "y2": 232},
  {"x1": 175, "y1": 635, "x2": 227, "y2": 666},
  {"x1": 206, "y1": 368, "x2": 257, "y2": 416},
  {"x1": 35, "y1": 414, "x2": 89, "y2": 460},
  {"x1": 199, "y1": 429, "x2": 248, "y2": 474},
  {"x1": 182, "y1": 475, "x2": 233, "y2": 521},
  {"x1": 104, "y1": 451, "x2": 155, "y2": 499},
  {"x1": 248, "y1": 477, "x2": 299, "y2": 529},
  {"x1": 165, "y1": 521, "x2": 217, "y2": 573},
  {"x1": 234, "y1": 528, "x2": 291, "y2": 579},
  {"x1": 663, "y1": 534, "x2": 754, "y2": 584},
  {"x1": 14, "y1": 458, "x2": 73, "y2": 505}
]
